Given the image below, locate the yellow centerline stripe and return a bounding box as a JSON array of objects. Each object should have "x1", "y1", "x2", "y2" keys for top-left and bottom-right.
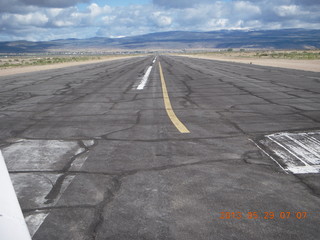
[{"x1": 159, "y1": 62, "x2": 190, "y2": 133}]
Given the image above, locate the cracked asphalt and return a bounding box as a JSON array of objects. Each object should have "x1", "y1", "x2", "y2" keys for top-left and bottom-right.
[{"x1": 0, "y1": 55, "x2": 320, "y2": 240}]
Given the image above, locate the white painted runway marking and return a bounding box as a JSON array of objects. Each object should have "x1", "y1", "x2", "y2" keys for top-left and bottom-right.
[
  {"x1": 249, "y1": 139, "x2": 288, "y2": 174},
  {"x1": 136, "y1": 57, "x2": 157, "y2": 90},
  {"x1": 137, "y1": 66, "x2": 152, "y2": 90},
  {"x1": 257, "y1": 131, "x2": 320, "y2": 174}
]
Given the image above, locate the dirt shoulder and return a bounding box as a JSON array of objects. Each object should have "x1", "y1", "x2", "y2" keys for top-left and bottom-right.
[
  {"x1": 176, "y1": 54, "x2": 320, "y2": 72},
  {"x1": 0, "y1": 55, "x2": 144, "y2": 77}
]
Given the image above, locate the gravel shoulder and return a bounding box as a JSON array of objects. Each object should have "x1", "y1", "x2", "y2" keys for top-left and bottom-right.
[
  {"x1": 0, "y1": 55, "x2": 144, "y2": 77},
  {"x1": 176, "y1": 54, "x2": 320, "y2": 72}
]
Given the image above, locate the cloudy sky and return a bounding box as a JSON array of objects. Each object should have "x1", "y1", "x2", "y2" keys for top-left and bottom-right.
[{"x1": 0, "y1": 0, "x2": 319, "y2": 41}]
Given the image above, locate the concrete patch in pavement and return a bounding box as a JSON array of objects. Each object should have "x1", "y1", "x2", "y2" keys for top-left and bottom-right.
[
  {"x1": 2, "y1": 139, "x2": 81, "y2": 171},
  {"x1": 0, "y1": 138, "x2": 95, "y2": 237},
  {"x1": 24, "y1": 210, "x2": 49, "y2": 237}
]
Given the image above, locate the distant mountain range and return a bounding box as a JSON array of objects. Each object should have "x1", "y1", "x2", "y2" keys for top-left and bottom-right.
[{"x1": 1, "y1": 29, "x2": 319, "y2": 53}]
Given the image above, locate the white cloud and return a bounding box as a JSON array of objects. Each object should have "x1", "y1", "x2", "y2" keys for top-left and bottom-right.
[
  {"x1": 274, "y1": 5, "x2": 302, "y2": 17},
  {"x1": 46, "y1": 8, "x2": 64, "y2": 17},
  {"x1": 0, "y1": 0, "x2": 319, "y2": 41},
  {"x1": 102, "y1": 15, "x2": 116, "y2": 25},
  {"x1": 207, "y1": 18, "x2": 229, "y2": 29},
  {"x1": 234, "y1": 1, "x2": 261, "y2": 18},
  {"x1": 152, "y1": 12, "x2": 172, "y2": 27},
  {"x1": 158, "y1": 16, "x2": 172, "y2": 27},
  {"x1": 87, "y1": 3, "x2": 111, "y2": 17},
  {"x1": 0, "y1": 12, "x2": 48, "y2": 29},
  {"x1": 2, "y1": 0, "x2": 90, "y2": 11},
  {"x1": 153, "y1": 0, "x2": 212, "y2": 9}
]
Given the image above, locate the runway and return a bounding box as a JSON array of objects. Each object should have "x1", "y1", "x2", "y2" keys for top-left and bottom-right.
[{"x1": 0, "y1": 55, "x2": 320, "y2": 239}]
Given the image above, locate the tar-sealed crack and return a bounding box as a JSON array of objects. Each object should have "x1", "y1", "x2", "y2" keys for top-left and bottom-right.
[
  {"x1": 217, "y1": 111, "x2": 246, "y2": 135},
  {"x1": 71, "y1": 158, "x2": 242, "y2": 179},
  {"x1": 89, "y1": 175, "x2": 123, "y2": 240},
  {"x1": 0, "y1": 92, "x2": 33, "y2": 108},
  {"x1": 242, "y1": 150, "x2": 274, "y2": 167},
  {"x1": 298, "y1": 112, "x2": 320, "y2": 123},
  {"x1": 99, "y1": 110, "x2": 141, "y2": 140},
  {"x1": 44, "y1": 139, "x2": 96, "y2": 204}
]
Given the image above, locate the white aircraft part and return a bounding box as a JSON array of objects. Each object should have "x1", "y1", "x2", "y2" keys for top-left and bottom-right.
[{"x1": 0, "y1": 150, "x2": 31, "y2": 240}]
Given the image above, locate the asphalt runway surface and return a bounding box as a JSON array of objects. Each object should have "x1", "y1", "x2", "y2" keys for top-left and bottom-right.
[{"x1": 0, "y1": 55, "x2": 320, "y2": 239}]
